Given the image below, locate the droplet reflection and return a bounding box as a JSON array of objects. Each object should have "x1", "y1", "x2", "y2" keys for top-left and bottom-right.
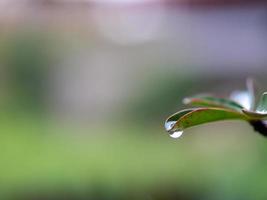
[
  {"x1": 169, "y1": 130, "x2": 183, "y2": 139},
  {"x1": 164, "y1": 121, "x2": 176, "y2": 132}
]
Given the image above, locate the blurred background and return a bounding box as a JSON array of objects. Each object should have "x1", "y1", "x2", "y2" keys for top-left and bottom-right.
[{"x1": 1, "y1": 0, "x2": 267, "y2": 199}]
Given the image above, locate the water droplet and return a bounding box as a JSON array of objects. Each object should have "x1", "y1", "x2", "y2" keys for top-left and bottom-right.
[
  {"x1": 164, "y1": 121, "x2": 176, "y2": 132},
  {"x1": 165, "y1": 121, "x2": 183, "y2": 139},
  {"x1": 169, "y1": 130, "x2": 183, "y2": 139}
]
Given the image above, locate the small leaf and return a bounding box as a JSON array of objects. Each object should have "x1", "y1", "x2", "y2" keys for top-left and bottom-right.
[
  {"x1": 168, "y1": 108, "x2": 247, "y2": 132},
  {"x1": 256, "y1": 92, "x2": 267, "y2": 114},
  {"x1": 183, "y1": 95, "x2": 244, "y2": 111}
]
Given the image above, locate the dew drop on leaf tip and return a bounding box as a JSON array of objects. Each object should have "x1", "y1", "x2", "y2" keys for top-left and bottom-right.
[{"x1": 165, "y1": 121, "x2": 183, "y2": 139}]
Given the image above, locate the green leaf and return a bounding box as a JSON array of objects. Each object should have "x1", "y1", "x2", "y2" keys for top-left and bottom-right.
[
  {"x1": 256, "y1": 92, "x2": 267, "y2": 114},
  {"x1": 166, "y1": 107, "x2": 247, "y2": 132},
  {"x1": 165, "y1": 108, "x2": 196, "y2": 131},
  {"x1": 183, "y1": 95, "x2": 244, "y2": 111}
]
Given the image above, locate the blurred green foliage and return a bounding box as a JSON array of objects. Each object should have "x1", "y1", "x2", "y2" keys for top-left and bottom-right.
[
  {"x1": 1, "y1": 29, "x2": 267, "y2": 200},
  {"x1": 1, "y1": 114, "x2": 267, "y2": 200},
  {"x1": 3, "y1": 31, "x2": 52, "y2": 113}
]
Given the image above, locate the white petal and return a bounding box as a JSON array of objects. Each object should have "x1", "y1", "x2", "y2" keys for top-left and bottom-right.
[{"x1": 230, "y1": 91, "x2": 252, "y2": 110}]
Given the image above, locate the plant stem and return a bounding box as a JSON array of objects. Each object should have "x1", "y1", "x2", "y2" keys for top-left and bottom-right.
[{"x1": 249, "y1": 120, "x2": 267, "y2": 137}]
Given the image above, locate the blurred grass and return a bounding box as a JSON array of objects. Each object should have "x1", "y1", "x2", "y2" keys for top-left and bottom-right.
[{"x1": 1, "y1": 115, "x2": 267, "y2": 199}]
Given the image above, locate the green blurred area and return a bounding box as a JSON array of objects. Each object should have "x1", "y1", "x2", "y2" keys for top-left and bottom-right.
[
  {"x1": 1, "y1": 115, "x2": 267, "y2": 199},
  {"x1": 1, "y1": 31, "x2": 53, "y2": 113},
  {"x1": 1, "y1": 30, "x2": 267, "y2": 200}
]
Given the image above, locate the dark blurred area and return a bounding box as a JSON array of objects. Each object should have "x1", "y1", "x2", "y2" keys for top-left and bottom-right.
[{"x1": 1, "y1": 0, "x2": 267, "y2": 199}]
